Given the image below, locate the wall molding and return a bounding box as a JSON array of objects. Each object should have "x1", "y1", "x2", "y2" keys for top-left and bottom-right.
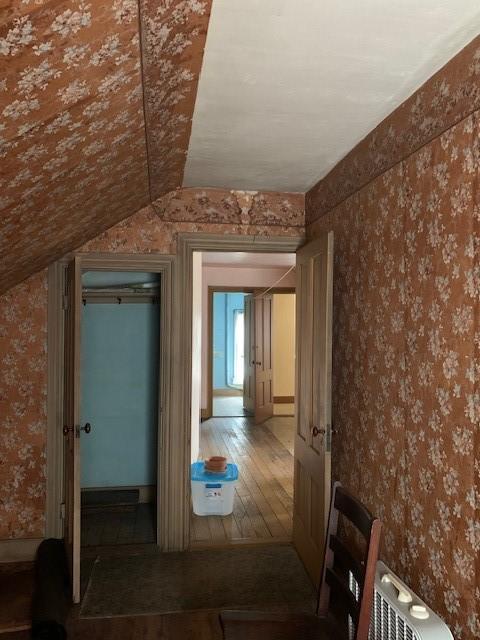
[
  {"x1": 274, "y1": 396, "x2": 295, "y2": 404},
  {"x1": 0, "y1": 538, "x2": 43, "y2": 563},
  {"x1": 46, "y1": 262, "x2": 66, "y2": 539},
  {"x1": 306, "y1": 35, "x2": 480, "y2": 222}
]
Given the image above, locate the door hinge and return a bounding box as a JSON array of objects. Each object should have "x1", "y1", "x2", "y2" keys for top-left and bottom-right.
[{"x1": 60, "y1": 502, "x2": 66, "y2": 520}]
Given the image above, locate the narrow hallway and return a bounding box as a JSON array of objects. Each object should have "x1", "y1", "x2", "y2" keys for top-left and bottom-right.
[{"x1": 191, "y1": 416, "x2": 294, "y2": 546}]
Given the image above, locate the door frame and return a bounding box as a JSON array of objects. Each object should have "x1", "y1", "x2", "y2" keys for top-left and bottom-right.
[
  {"x1": 47, "y1": 253, "x2": 174, "y2": 549},
  {"x1": 206, "y1": 286, "x2": 254, "y2": 420},
  {"x1": 176, "y1": 233, "x2": 303, "y2": 548},
  {"x1": 205, "y1": 286, "x2": 297, "y2": 419}
]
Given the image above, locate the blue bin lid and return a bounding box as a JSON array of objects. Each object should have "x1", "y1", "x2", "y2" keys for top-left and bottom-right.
[{"x1": 191, "y1": 461, "x2": 238, "y2": 482}]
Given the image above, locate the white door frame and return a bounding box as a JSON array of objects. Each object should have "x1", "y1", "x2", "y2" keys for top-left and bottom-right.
[
  {"x1": 46, "y1": 253, "x2": 174, "y2": 549},
  {"x1": 174, "y1": 233, "x2": 303, "y2": 548}
]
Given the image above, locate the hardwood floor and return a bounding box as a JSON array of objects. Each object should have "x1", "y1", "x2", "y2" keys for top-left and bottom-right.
[
  {"x1": 212, "y1": 395, "x2": 248, "y2": 417},
  {"x1": 0, "y1": 563, "x2": 33, "y2": 634},
  {"x1": 191, "y1": 416, "x2": 294, "y2": 546},
  {"x1": 2, "y1": 611, "x2": 223, "y2": 640}
]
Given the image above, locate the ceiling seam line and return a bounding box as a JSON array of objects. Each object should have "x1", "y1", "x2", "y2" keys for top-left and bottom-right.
[{"x1": 136, "y1": 0, "x2": 155, "y2": 206}]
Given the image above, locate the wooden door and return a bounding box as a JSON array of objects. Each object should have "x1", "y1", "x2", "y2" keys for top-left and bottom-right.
[
  {"x1": 293, "y1": 232, "x2": 334, "y2": 585},
  {"x1": 63, "y1": 257, "x2": 82, "y2": 603},
  {"x1": 253, "y1": 293, "x2": 274, "y2": 424},
  {"x1": 243, "y1": 294, "x2": 255, "y2": 414}
]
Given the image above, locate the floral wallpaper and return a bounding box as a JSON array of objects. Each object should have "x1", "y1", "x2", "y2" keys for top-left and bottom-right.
[
  {"x1": 0, "y1": 0, "x2": 215, "y2": 296},
  {"x1": 308, "y1": 112, "x2": 480, "y2": 637},
  {"x1": 306, "y1": 34, "x2": 480, "y2": 224},
  {"x1": 0, "y1": 270, "x2": 47, "y2": 539},
  {"x1": 0, "y1": 189, "x2": 304, "y2": 541},
  {"x1": 140, "y1": 0, "x2": 213, "y2": 199},
  {"x1": 153, "y1": 188, "x2": 304, "y2": 226}
]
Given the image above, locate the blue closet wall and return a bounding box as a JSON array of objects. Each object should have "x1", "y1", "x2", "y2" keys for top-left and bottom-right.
[{"x1": 80, "y1": 302, "x2": 159, "y2": 488}]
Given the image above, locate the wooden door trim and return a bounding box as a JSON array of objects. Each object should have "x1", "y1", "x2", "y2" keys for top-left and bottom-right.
[
  {"x1": 206, "y1": 286, "x2": 255, "y2": 419},
  {"x1": 46, "y1": 261, "x2": 67, "y2": 538},
  {"x1": 206, "y1": 286, "x2": 296, "y2": 419},
  {"x1": 176, "y1": 233, "x2": 303, "y2": 549},
  {"x1": 47, "y1": 253, "x2": 174, "y2": 552}
]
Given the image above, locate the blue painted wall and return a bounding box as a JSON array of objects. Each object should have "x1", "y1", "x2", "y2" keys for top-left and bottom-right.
[
  {"x1": 213, "y1": 292, "x2": 246, "y2": 389},
  {"x1": 80, "y1": 302, "x2": 159, "y2": 488}
]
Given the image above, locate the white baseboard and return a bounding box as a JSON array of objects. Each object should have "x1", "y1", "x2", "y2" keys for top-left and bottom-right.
[{"x1": 0, "y1": 537, "x2": 43, "y2": 563}]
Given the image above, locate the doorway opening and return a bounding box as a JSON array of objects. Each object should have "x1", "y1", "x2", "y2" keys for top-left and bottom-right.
[
  {"x1": 211, "y1": 290, "x2": 250, "y2": 417},
  {"x1": 191, "y1": 252, "x2": 297, "y2": 547},
  {"x1": 79, "y1": 271, "x2": 160, "y2": 548}
]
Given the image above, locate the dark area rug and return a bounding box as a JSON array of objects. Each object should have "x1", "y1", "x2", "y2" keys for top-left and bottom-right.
[{"x1": 80, "y1": 544, "x2": 316, "y2": 618}]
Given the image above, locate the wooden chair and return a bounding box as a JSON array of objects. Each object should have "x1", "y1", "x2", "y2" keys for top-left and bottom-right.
[{"x1": 220, "y1": 481, "x2": 382, "y2": 640}]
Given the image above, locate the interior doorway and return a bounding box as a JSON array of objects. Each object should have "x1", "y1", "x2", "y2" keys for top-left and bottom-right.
[
  {"x1": 191, "y1": 252, "x2": 297, "y2": 547},
  {"x1": 60, "y1": 255, "x2": 173, "y2": 604},
  {"x1": 79, "y1": 271, "x2": 160, "y2": 548}
]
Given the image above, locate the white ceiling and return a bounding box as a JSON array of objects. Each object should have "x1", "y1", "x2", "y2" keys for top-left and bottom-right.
[
  {"x1": 202, "y1": 252, "x2": 296, "y2": 268},
  {"x1": 183, "y1": 0, "x2": 480, "y2": 192}
]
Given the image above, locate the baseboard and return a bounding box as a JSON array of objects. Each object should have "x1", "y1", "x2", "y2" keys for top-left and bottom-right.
[
  {"x1": 212, "y1": 388, "x2": 243, "y2": 397},
  {"x1": 0, "y1": 538, "x2": 43, "y2": 563},
  {"x1": 81, "y1": 485, "x2": 156, "y2": 504},
  {"x1": 273, "y1": 395, "x2": 294, "y2": 404}
]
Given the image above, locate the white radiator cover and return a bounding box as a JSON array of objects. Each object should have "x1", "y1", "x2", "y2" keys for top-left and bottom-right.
[{"x1": 350, "y1": 561, "x2": 454, "y2": 640}]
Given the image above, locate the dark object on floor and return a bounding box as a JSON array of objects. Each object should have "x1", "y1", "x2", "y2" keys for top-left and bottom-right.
[
  {"x1": 31, "y1": 539, "x2": 70, "y2": 640},
  {"x1": 80, "y1": 544, "x2": 315, "y2": 618},
  {"x1": 220, "y1": 481, "x2": 382, "y2": 640},
  {"x1": 81, "y1": 489, "x2": 139, "y2": 509}
]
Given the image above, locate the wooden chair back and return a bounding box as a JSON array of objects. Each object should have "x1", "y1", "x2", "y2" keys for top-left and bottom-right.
[{"x1": 317, "y1": 481, "x2": 382, "y2": 640}]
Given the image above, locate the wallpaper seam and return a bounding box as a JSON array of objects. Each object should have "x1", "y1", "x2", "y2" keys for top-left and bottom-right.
[{"x1": 308, "y1": 104, "x2": 480, "y2": 224}]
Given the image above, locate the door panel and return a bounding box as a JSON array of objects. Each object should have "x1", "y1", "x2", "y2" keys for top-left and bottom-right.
[
  {"x1": 63, "y1": 257, "x2": 82, "y2": 603},
  {"x1": 243, "y1": 294, "x2": 255, "y2": 414},
  {"x1": 254, "y1": 294, "x2": 273, "y2": 424},
  {"x1": 293, "y1": 232, "x2": 333, "y2": 585}
]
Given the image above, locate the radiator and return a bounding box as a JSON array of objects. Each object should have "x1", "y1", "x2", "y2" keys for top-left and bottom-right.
[{"x1": 349, "y1": 560, "x2": 454, "y2": 640}]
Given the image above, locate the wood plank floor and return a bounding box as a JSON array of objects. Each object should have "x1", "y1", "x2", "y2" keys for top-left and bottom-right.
[
  {"x1": 212, "y1": 395, "x2": 247, "y2": 417},
  {"x1": 191, "y1": 416, "x2": 294, "y2": 546},
  {"x1": 2, "y1": 611, "x2": 223, "y2": 640}
]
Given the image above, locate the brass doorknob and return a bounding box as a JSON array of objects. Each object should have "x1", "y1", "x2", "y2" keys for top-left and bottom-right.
[{"x1": 312, "y1": 426, "x2": 326, "y2": 437}]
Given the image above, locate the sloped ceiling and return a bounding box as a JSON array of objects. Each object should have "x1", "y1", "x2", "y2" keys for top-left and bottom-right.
[
  {"x1": 0, "y1": 0, "x2": 212, "y2": 294},
  {"x1": 1, "y1": 0, "x2": 479, "y2": 295}
]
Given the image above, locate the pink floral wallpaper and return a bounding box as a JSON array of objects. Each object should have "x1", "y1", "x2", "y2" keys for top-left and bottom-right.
[
  {"x1": 140, "y1": 0, "x2": 213, "y2": 199},
  {"x1": 0, "y1": 189, "x2": 304, "y2": 541},
  {"x1": 0, "y1": 0, "x2": 150, "y2": 294},
  {"x1": 0, "y1": 0, "x2": 215, "y2": 295},
  {"x1": 153, "y1": 188, "x2": 304, "y2": 226},
  {"x1": 308, "y1": 112, "x2": 480, "y2": 638},
  {"x1": 0, "y1": 270, "x2": 47, "y2": 538},
  {"x1": 306, "y1": 35, "x2": 480, "y2": 224}
]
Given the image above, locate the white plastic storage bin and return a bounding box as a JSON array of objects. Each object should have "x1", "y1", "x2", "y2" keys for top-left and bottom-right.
[{"x1": 191, "y1": 461, "x2": 238, "y2": 516}]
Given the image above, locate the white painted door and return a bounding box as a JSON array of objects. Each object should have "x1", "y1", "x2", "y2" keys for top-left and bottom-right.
[{"x1": 293, "y1": 232, "x2": 334, "y2": 585}]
